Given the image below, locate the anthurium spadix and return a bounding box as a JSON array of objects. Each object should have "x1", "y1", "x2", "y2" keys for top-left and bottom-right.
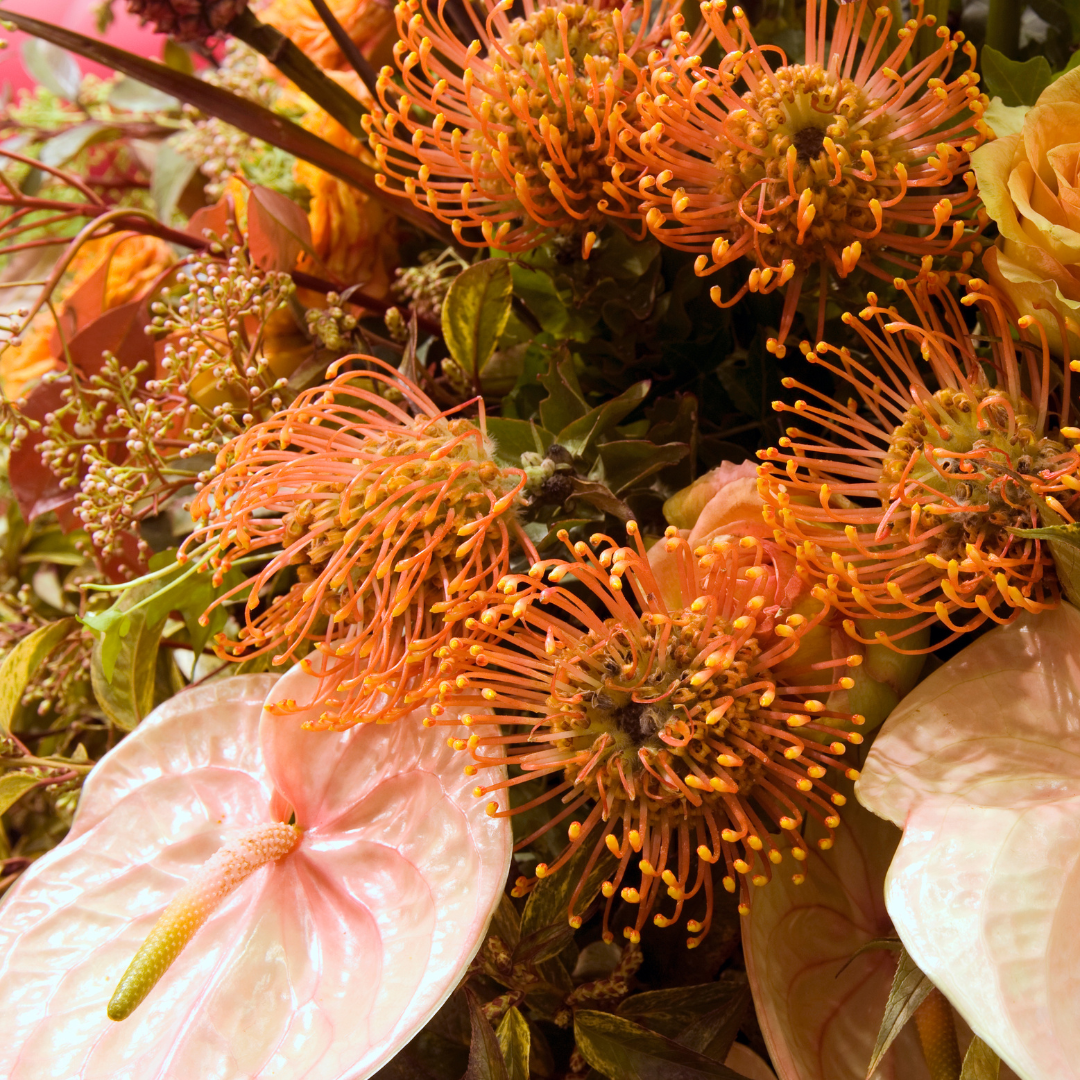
[
  {"x1": 0, "y1": 667, "x2": 512, "y2": 1080},
  {"x1": 742, "y1": 790, "x2": 931, "y2": 1080},
  {"x1": 856, "y1": 603, "x2": 1080, "y2": 1080}
]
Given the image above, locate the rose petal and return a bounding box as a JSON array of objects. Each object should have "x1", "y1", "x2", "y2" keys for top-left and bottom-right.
[
  {"x1": 858, "y1": 604, "x2": 1080, "y2": 1080},
  {"x1": 742, "y1": 796, "x2": 930, "y2": 1080},
  {"x1": 0, "y1": 667, "x2": 512, "y2": 1080}
]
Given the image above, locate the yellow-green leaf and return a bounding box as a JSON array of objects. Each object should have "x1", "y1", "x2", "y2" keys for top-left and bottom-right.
[
  {"x1": 0, "y1": 618, "x2": 76, "y2": 736},
  {"x1": 864, "y1": 947, "x2": 934, "y2": 1080},
  {"x1": 464, "y1": 989, "x2": 510, "y2": 1080},
  {"x1": 496, "y1": 1006, "x2": 531, "y2": 1080},
  {"x1": 1011, "y1": 520, "x2": 1080, "y2": 606},
  {"x1": 442, "y1": 260, "x2": 513, "y2": 383},
  {"x1": 982, "y1": 47, "x2": 1053, "y2": 107},
  {"x1": 960, "y1": 1037, "x2": 1000, "y2": 1080},
  {"x1": 573, "y1": 1011, "x2": 744, "y2": 1080},
  {"x1": 0, "y1": 771, "x2": 41, "y2": 816}
]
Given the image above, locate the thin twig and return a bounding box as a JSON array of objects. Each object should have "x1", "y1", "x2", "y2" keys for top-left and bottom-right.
[{"x1": 307, "y1": 0, "x2": 384, "y2": 102}]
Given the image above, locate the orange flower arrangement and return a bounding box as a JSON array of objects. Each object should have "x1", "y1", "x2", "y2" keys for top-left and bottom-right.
[
  {"x1": 255, "y1": 0, "x2": 395, "y2": 72},
  {"x1": 610, "y1": 0, "x2": 989, "y2": 355},
  {"x1": 432, "y1": 523, "x2": 864, "y2": 944},
  {"x1": 758, "y1": 279, "x2": 1080, "y2": 651},
  {"x1": 184, "y1": 357, "x2": 532, "y2": 728},
  {"x1": 363, "y1": 0, "x2": 703, "y2": 256},
  {"x1": 0, "y1": 231, "x2": 174, "y2": 400},
  {"x1": 296, "y1": 104, "x2": 400, "y2": 295}
]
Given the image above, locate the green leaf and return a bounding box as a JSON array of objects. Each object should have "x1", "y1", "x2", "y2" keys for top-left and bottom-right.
[
  {"x1": 0, "y1": 618, "x2": 76, "y2": 736},
  {"x1": 442, "y1": 260, "x2": 514, "y2": 384},
  {"x1": 519, "y1": 841, "x2": 617, "y2": 943},
  {"x1": 538, "y1": 354, "x2": 589, "y2": 434},
  {"x1": 1011, "y1": 520, "x2": 1080, "y2": 606},
  {"x1": 960, "y1": 1037, "x2": 1000, "y2": 1080},
  {"x1": 593, "y1": 440, "x2": 688, "y2": 495},
  {"x1": 38, "y1": 121, "x2": 117, "y2": 169},
  {"x1": 89, "y1": 589, "x2": 167, "y2": 732},
  {"x1": 20, "y1": 37, "x2": 81, "y2": 100},
  {"x1": 162, "y1": 39, "x2": 195, "y2": 75},
  {"x1": 510, "y1": 264, "x2": 597, "y2": 342},
  {"x1": 496, "y1": 1006, "x2": 531, "y2": 1080},
  {"x1": 485, "y1": 418, "x2": 554, "y2": 470},
  {"x1": 983, "y1": 47, "x2": 1054, "y2": 107},
  {"x1": 107, "y1": 76, "x2": 179, "y2": 113},
  {"x1": 151, "y1": 140, "x2": 199, "y2": 224},
  {"x1": 0, "y1": 772, "x2": 41, "y2": 816},
  {"x1": 573, "y1": 1011, "x2": 745, "y2": 1080},
  {"x1": 464, "y1": 989, "x2": 511, "y2": 1080},
  {"x1": 617, "y1": 976, "x2": 749, "y2": 1053},
  {"x1": 556, "y1": 381, "x2": 651, "y2": 460},
  {"x1": 513, "y1": 922, "x2": 575, "y2": 967},
  {"x1": 864, "y1": 947, "x2": 934, "y2": 1080}
]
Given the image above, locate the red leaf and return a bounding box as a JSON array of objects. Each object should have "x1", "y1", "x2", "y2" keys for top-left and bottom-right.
[
  {"x1": 9, "y1": 379, "x2": 72, "y2": 523},
  {"x1": 247, "y1": 184, "x2": 317, "y2": 274}
]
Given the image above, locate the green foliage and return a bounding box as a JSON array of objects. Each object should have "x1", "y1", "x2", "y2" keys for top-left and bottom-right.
[
  {"x1": 573, "y1": 1011, "x2": 744, "y2": 1080},
  {"x1": 442, "y1": 259, "x2": 514, "y2": 392},
  {"x1": 960, "y1": 1038, "x2": 1001, "y2": 1080},
  {"x1": 982, "y1": 47, "x2": 1054, "y2": 106},
  {"x1": 0, "y1": 618, "x2": 76, "y2": 736},
  {"x1": 865, "y1": 947, "x2": 934, "y2": 1079},
  {"x1": 1012, "y1": 520, "x2": 1080, "y2": 607},
  {"x1": 82, "y1": 550, "x2": 245, "y2": 729}
]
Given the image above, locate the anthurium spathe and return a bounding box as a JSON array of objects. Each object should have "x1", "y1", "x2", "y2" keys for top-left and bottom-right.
[
  {"x1": 856, "y1": 603, "x2": 1080, "y2": 1080},
  {"x1": 742, "y1": 792, "x2": 930, "y2": 1080},
  {"x1": 0, "y1": 668, "x2": 512, "y2": 1080}
]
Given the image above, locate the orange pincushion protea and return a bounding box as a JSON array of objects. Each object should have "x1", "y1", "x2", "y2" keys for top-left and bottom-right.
[
  {"x1": 432, "y1": 523, "x2": 864, "y2": 944},
  {"x1": 610, "y1": 0, "x2": 989, "y2": 355},
  {"x1": 758, "y1": 280, "x2": 1080, "y2": 652},
  {"x1": 184, "y1": 357, "x2": 531, "y2": 728},
  {"x1": 362, "y1": 0, "x2": 701, "y2": 256}
]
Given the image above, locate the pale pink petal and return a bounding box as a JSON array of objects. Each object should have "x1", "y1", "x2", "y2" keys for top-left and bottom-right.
[
  {"x1": 70, "y1": 676, "x2": 280, "y2": 839},
  {"x1": 857, "y1": 605, "x2": 1080, "y2": 1080},
  {"x1": 742, "y1": 797, "x2": 930, "y2": 1080},
  {"x1": 856, "y1": 605, "x2": 1080, "y2": 822},
  {"x1": 258, "y1": 663, "x2": 513, "y2": 1076},
  {"x1": 0, "y1": 666, "x2": 511, "y2": 1080}
]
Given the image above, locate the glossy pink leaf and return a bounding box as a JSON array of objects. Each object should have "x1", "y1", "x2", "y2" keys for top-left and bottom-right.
[
  {"x1": 857, "y1": 604, "x2": 1080, "y2": 1080},
  {"x1": 742, "y1": 795, "x2": 930, "y2": 1080},
  {"x1": 0, "y1": 667, "x2": 511, "y2": 1079}
]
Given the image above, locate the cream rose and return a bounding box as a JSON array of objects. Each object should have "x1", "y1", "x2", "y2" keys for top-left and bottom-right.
[{"x1": 972, "y1": 69, "x2": 1080, "y2": 355}]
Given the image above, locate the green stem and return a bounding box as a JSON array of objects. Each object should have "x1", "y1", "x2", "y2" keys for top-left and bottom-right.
[
  {"x1": 227, "y1": 9, "x2": 368, "y2": 143},
  {"x1": 985, "y1": 0, "x2": 1022, "y2": 59}
]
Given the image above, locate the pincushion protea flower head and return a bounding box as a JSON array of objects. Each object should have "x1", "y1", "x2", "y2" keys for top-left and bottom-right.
[
  {"x1": 758, "y1": 279, "x2": 1080, "y2": 653},
  {"x1": 431, "y1": 523, "x2": 865, "y2": 945},
  {"x1": 610, "y1": 0, "x2": 989, "y2": 356},
  {"x1": 127, "y1": 0, "x2": 247, "y2": 40},
  {"x1": 183, "y1": 357, "x2": 531, "y2": 728},
  {"x1": 362, "y1": 0, "x2": 701, "y2": 257}
]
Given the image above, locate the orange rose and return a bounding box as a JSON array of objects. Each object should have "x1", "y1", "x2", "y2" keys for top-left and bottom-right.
[{"x1": 972, "y1": 69, "x2": 1080, "y2": 355}]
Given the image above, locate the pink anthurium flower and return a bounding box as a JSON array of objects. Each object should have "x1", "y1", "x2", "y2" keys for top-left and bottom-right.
[
  {"x1": 856, "y1": 603, "x2": 1080, "y2": 1080},
  {"x1": 742, "y1": 792, "x2": 931, "y2": 1080},
  {"x1": 0, "y1": 667, "x2": 511, "y2": 1080}
]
